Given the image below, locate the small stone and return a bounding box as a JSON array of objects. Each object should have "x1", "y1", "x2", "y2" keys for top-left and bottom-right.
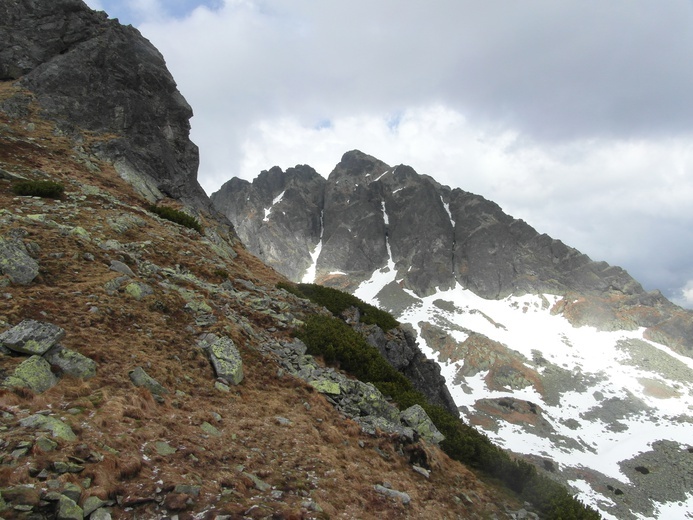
[
  {"x1": 154, "y1": 441, "x2": 177, "y2": 455},
  {"x1": 53, "y1": 461, "x2": 84, "y2": 474},
  {"x1": 275, "y1": 416, "x2": 292, "y2": 426},
  {"x1": 412, "y1": 465, "x2": 430, "y2": 479},
  {"x1": 200, "y1": 421, "x2": 221, "y2": 437},
  {"x1": 374, "y1": 484, "x2": 411, "y2": 505},
  {"x1": 129, "y1": 366, "x2": 168, "y2": 396},
  {"x1": 36, "y1": 436, "x2": 58, "y2": 452},
  {"x1": 57, "y1": 495, "x2": 83, "y2": 520},
  {"x1": 83, "y1": 496, "x2": 108, "y2": 517},
  {"x1": 173, "y1": 484, "x2": 200, "y2": 496},
  {"x1": 242, "y1": 472, "x2": 270, "y2": 492},
  {"x1": 214, "y1": 381, "x2": 230, "y2": 392},
  {"x1": 109, "y1": 260, "x2": 135, "y2": 277}
]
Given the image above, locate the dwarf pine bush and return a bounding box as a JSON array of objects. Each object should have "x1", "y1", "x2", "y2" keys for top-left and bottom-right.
[
  {"x1": 287, "y1": 282, "x2": 601, "y2": 519},
  {"x1": 11, "y1": 180, "x2": 64, "y2": 199},
  {"x1": 148, "y1": 204, "x2": 202, "y2": 233}
]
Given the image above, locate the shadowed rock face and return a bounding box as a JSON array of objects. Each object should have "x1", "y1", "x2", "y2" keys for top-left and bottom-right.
[
  {"x1": 213, "y1": 149, "x2": 644, "y2": 299},
  {"x1": 212, "y1": 165, "x2": 326, "y2": 281},
  {"x1": 0, "y1": 0, "x2": 209, "y2": 210}
]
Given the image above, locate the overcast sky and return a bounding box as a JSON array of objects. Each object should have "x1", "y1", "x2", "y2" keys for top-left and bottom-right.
[{"x1": 84, "y1": 0, "x2": 693, "y2": 307}]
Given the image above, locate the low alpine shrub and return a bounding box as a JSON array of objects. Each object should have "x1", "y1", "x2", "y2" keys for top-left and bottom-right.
[
  {"x1": 290, "y1": 282, "x2": 601, "y2": 519},
  {"x1": 11, "y1": 180, "x2": 64, "y2": 199},
  {"x1": 148, "y1": 204, "x2": 202, "y2": 233}
]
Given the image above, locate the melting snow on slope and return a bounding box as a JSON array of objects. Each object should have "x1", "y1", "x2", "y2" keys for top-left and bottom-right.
[
  {"x1": 302, "y1": 211, "x2": 323, "y2": 283},
  {"x1": 355, "y1": 275, "x2": 693, "y2": 518},
  {"x1": 263, "y1": 190, "x2": 285, "y2": 222},
  {"x1": 353, "y1": 202, "x2": 397, "y2": 304},
  {"x1": 441, "y1": 195, "x2": 455, "y2": 228}
]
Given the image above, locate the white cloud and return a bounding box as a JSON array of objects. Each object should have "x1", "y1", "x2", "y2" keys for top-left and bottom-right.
[{"x1": 92, "y1": 0, "x2": 693, "y2": 306}]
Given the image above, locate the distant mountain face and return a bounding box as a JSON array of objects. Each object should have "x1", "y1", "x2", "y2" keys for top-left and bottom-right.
[{"x1": 213, "y1": 150, "x2": 693, "y2": 519}]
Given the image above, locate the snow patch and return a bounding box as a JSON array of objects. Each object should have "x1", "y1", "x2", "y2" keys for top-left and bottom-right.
[
  {"x1": 263, "y1": 190, "x2": 285, "y2": 222},
  {"x1": 302, "y1": 210, "x2": 324, "y2": 283}
]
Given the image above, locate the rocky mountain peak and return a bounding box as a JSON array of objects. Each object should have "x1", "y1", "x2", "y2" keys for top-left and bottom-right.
[
  {"x1": 328, "y1": 149, "x2": 390, "y2": 182},
  {"x1": 0, "y1": 0, "x2": 210, "y2": 211}
]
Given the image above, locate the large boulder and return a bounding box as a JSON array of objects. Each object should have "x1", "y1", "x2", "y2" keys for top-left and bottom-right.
[
  {"x1": 201, "y1": 334, "x2": 244, "y2": 385},
  {"x1": 4, "y1": 355, "x2": 59, "y2": 393},
  {"x1": 0, "y1": 236, "x2": 39, "y2": 285},
  {"x1": 0, "y1": 320, "x2": 66, "y2": 355}
]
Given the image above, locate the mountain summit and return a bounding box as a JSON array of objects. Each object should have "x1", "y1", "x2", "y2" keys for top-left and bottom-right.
[{"x1": 213, "y1": 150, "x2": 693, "y2": 519}]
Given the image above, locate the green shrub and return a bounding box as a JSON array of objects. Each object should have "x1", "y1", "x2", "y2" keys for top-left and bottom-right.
[
  {"x1": 279, "y1": 282, "x2": 399, "y2": 330},
  {"x1": 11, "y1": 180, "x2": 65, "y2": 199},
  {"x1": 148, "y1": 204, "x2": 202, "y2": 233},
  {"x1": 292, "y1": 285, "x2": 601, "y2": 519}
]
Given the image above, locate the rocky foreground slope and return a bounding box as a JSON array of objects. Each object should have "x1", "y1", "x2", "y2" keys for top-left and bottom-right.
[
  {"x1": 0, "y1": 85, "x2": 538, "y2": 519},
  {"x1": 0, "y1": 1, "x2": 583, "y2": 518},
  {"x1": 213, "y1": 153, "x2": 693, "y2": 519}
]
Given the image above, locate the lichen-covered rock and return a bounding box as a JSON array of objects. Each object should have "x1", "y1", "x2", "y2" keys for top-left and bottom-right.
[
  {"x1": 129, "y1": 366, "x2": 168, "y2": 396},
  {"x1": 124, "y1": 281, "x2": 154, "y2": 300},
  {"x1": 0, "y1": 236, "x2": 39, "y2": 285},
  {"x1": 309, "y1": 379, "x2": 341, "y2": 395},
  {"x1": 205, "y1": 335, "x2": 244, "y2": 385},
  {"x1": 400, "y1": 404, "x2": 445, "y2": 445},
  {"x1": 5, "y1": 355, "x2": 59, "y2": 393},
  {"x1": 19, "y1": 414, "x2": 77, "y2": 441},
  {"x1": 82, "y1": 496, "x2": 108, "y2": 517},
  {"x1": 90, "y1": 508, "x2": 113, "y2": 520},
  {"x1": 0, "y1": 319, "x2": 66, "y2": 355},
  {"x1": 44, "y1": 346, "x2": 97, "y2": 379},
  {"x1": 57, "y1": 495, "x2": 83, "y2": 520}
]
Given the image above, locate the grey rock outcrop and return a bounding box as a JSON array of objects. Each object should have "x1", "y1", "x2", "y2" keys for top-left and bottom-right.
[
  {"x1": 0, "y1": 236, "x2": 39, "y2": 285},
  {"x1": 345, "y1": 308, "x2": 459, "y2": 417},
  {"x1": 0, "y1": 0, "x2": 210, "y2": 210},
  {"x1": 199, "y1": 333, "x2": 244, "y2": 385}
]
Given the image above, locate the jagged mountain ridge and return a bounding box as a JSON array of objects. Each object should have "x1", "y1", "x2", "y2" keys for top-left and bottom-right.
[
  {"x1": 213, "y1": 151, "x2": 693, "y2": 519},
  {"x1": 212, "y1": 150, "x2": 690, "y2": 354}
]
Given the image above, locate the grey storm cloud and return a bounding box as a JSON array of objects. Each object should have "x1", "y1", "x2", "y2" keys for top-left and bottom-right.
[{"x1": 85, "y1": 0, "x2": 693, "y2": 307}]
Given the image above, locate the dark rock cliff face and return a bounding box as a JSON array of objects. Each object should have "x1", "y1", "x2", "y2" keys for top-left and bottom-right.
[
  {"x1": 211, "y1": 165, "x2": 326, "y2": 281},
  {"x1": 0, "y1": 0, "x2": 210, "y2": 210},
  {"x1": 342, "y1": 308, "x2": 459, "y2": 417},
  {"x1": 214, "y1": 149, "x2": 643, "y2": 299},
  {"x1": 213, "y1": 149, "x2": 693, "y2": 353}
]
